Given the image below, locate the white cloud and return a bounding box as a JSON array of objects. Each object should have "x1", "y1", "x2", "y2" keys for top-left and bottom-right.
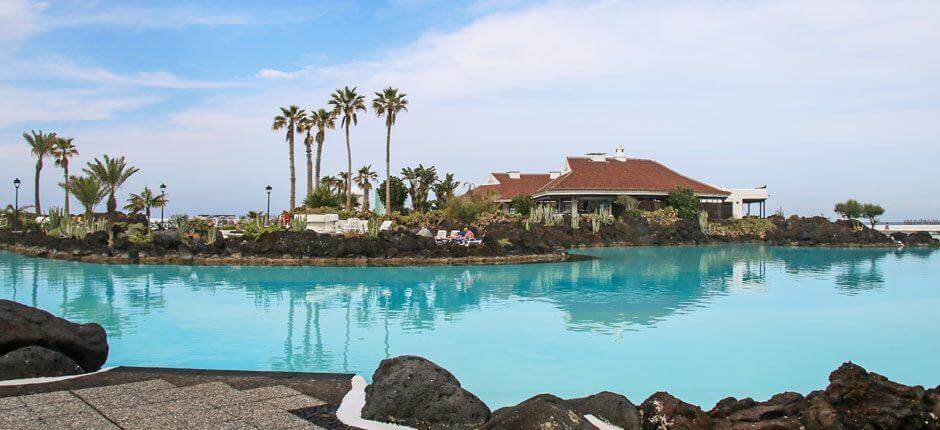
[
  {"x1": 0, "y1": 0, "x2": 47, "y2": 43},
  {"x1": 13, "y1": 57, "x2": 230, "y2": 89},
  {"x1": 0, "y1": 84, "x2": 162, "y2": 127},
  {"x1": 5, "y1": 0, "x2": 939, "y2": 218}
]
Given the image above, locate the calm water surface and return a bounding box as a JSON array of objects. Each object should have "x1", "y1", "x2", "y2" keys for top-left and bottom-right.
[{"x1": 1, "y1": 246, "x2": 938, "y2": 407}]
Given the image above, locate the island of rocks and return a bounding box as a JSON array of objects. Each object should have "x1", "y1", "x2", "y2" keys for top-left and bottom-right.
[{"x1": 3, "y1": 214, "x2": 934, "y2": 267}]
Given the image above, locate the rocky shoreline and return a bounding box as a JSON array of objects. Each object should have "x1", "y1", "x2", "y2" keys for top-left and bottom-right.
[
  {"x1": 2, "y1": 214, "x2": 933, "y2": 267},
  {"x1": 360, "y1": 355, "x2": 940, "y2": 430},
  {"x1": 0, "y1": 242, "x2": 581, "y2": 266}
]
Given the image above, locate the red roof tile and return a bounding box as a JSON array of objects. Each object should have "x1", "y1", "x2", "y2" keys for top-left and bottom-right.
[
  {"x1": 475, "y1": 173, "x2": 553, "y2": 200},
  {"x1": 535, "y1": 157, "x2": 729, "y2": 196}
]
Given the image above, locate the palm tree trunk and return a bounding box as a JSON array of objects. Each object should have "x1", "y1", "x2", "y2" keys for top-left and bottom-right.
[
  {"x1": 315, "y1": 138, "x2": 323, "y2": 189},
  {"x1": 106, "y1": 193, "x2": 116, "y2": 246},
  {"x1": 63, "y1": 161, "x2": 70, "y2": 215},
  {"x1": 305, "y1": 135, "x2": 313, "y2": 200},
  {"x1": 385, "y1": 123, "x2": 392, "y2": 215},
  {"x1": 34, "y1": 159, "x2": 42, "y2": 215},
  {"x1": 345, "y1": 122, "x2": 352, "y2": 212},
  {"x1": 145, "y1": 206, "x2": 151, "y2": 233},
  {"x1": 363, "y1": 184, "x2": 371, "y2": 212},
  {"x1": 289, "y1": 128, "x2": 296, "y2": 211}
]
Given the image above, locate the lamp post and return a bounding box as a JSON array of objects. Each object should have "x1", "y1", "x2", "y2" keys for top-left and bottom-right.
[
  {"x1": 159, "y1": 183, "x2": 167, "y2": 230},
  {"x1": 13, "y1": 177, "x2": 21, "y2": 213},
  {"x1": 13, "y1": 178, "x2": 21, "y2": 232},
  {"x1": 265, "y1": 185, "x2": 272, "y2": 222}
]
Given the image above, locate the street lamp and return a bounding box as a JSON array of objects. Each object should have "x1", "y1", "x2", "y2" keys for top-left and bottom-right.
[
  {"x1": 265, "y1": 185, "x2": 272, "y2": 222},
  {"x1": 12, "y1": 178, "x2": 20, "y2": 231},
  {"x1": 13, "y1": 177, "x2": 21, "y2": 213},
  {"x1": 159, "y1": 183, "x2": 167, "y2": 230}
]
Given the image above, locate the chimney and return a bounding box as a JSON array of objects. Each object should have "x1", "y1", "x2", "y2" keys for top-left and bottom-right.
[
  {"x1": 549, "y1": 171, "x2": 561, "y2": 179},
  {"x1": 507, "y1": 171, "x2": 521, "y2": 179},
  {"x1": 613, "y1": 145, "x2": 627, "y2": 161}
]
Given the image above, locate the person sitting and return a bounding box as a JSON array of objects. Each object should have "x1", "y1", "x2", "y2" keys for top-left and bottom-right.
[{"x1": 462, "y1": 228, "x2": 475, "y2": 240}]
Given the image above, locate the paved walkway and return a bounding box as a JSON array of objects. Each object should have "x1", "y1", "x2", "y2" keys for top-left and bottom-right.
[{"x1": 0, "y1": 379, "x2": 328, "y2": 429}]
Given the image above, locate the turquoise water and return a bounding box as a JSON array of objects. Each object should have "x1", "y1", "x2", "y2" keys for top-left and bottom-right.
[{"x1": 1, "y1": 246, "x2": 938, "y2": 408}]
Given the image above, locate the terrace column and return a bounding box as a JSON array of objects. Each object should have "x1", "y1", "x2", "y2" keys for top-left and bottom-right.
[{"x1": 571, "y1": 197, "x2": 579, "y2": 219}]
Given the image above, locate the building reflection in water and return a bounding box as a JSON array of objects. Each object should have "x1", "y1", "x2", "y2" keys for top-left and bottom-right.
[{"x1": 0, "y1": 245, "x2": 928, "y2": 374}]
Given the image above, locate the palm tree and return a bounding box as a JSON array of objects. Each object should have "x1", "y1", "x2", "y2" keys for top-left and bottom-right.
[
  {"x1": 52, "y1": 136, "x2": 79, "y2": 215},
  {"x1": 272, "y1": 105, "x2": 306, "y2": 210},
  {"x1": 355, "y1": 165, "x2": 378, "y2": 212},
  {"x1": 401, "y1": 164, "x2": 438, "y2": 212},
  {"x1": 328, "y1": 87, "x2": 367, "y2": 211},
  {"x1": 84, "y1": 155, "x2": 139, "y2": 245},
  {"x1": 124, "y1": 187, "x2": 168, "y2": 232},
  {"x1": 23, "y1": 130, "x2": 57, "y2": 214},
  {"x1": 372, "y1": 88, "x2": 408, "y2": 216},
  {"x1": 432, "y1": 173, "x2": 461, "y2": 208},
  {"x1": 64, "y1": 175, "x2": 105, "y2": 223},
  {"x1": 320, "y1": 175, "x2": 341, "y2": 195},
  {"x1": 308, "y1": 109, "x2": 335, "y2": 189}
]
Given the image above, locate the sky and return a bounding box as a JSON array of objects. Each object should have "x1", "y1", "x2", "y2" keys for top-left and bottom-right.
[{"x1": 1, "y1": 0, "x2": 938, "y2": 220}]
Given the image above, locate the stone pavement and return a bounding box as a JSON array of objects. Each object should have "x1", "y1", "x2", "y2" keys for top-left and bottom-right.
[{"x1": 0, "y1": 379, "x2": 329, "y2": 429}]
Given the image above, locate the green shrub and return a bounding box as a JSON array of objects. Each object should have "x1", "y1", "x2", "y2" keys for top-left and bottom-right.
[
  {"x1": 642, "y1": 207, "x2": 679, "y2": 226},
  {"x1": 510, "y1": 195, "x2": 534, "y2": 216},
  {"x1": 305, "y1": 185, "x2": 343, "y2": 209},
  {"x1": 667, "y1": 187, "x2": 699, "y2": 220},
  {"x1": 444, "y1": 196, "x2": 482, "y2": 225},
  {"x1": 614, "y1": 195, "x2": 639, "y2": 211},
  {"x1": 707, "y1": 217, "x2": 775, "y2": 238}
]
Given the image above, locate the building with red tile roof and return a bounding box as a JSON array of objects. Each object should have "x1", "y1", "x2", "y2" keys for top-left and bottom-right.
[{"x1": 474, "y1": 146, "x2": 768, "y2": 219}]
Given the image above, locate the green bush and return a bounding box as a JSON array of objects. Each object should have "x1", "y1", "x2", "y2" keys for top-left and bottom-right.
[
  {"x1": 510, "y1": 195, "x2": 534, "y2": 216},
  {"x1": 377, "y1": 176, "x2": 408, "y2": 213},
  {"x1": 614, "y1": 195, "x2": 639, "y2": 212},
  {"x1": 708, "y1": 217, "x2": 775, "y2": 238},
  {"x1": 305, "y1": 185, "x2": 343, "y2": 209},
  {"x1": 642, "y1": 207, "x2": 679, "y2": 226},
  {"x1": 444, "y1": 196, "x2": 482, "y2": 225},
  {"x1": 667, "y1": 187, "x2": 699, "y2": 220}
]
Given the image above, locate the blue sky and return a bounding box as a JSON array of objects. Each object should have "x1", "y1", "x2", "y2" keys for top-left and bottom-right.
[{"x1": 1, "y1": 0, "x2": 938, "y2": 219}]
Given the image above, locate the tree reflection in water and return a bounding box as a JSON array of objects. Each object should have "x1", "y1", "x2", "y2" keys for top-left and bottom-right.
[{"x1": 0, "y1": 245, "x2": 931, "y2": 375}]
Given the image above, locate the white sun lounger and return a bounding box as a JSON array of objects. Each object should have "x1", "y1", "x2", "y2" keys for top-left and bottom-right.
[{"x1": 379, "y1": 220, "x2": 393, "y2": 231}]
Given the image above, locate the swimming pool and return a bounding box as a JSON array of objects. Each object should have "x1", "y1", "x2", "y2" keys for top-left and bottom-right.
[{"x1": 1, "y1": 246, "x2": 937, "y2": 408}]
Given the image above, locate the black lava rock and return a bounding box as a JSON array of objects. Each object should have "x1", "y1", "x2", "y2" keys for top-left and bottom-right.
[{"x1": 0, "y1": 300, "x2": 108, "y2": 372}]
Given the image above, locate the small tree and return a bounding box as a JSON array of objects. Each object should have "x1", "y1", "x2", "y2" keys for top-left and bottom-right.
[
  {"x1": 860, "y1": 203, "x2": 884, "y2": 228},
  {"x1": 510, "y1": 195, "x2": 534, "y2": 216},
  {"x1": 834, "y1": 199, "x2": 863, "y2": 225},
  {"x1": 377, "y1": 176, "x2": 408, "y2": 213},
  {"x1": 667, "y1": 187, "x2": 699, "y2": 220}
]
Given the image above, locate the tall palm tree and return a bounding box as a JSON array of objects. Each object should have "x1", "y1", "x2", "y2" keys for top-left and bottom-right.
[
  {"x1": 328, "y1": 87, "x2": 366, "y2": 211},
  {"x1": 53, "y1": 136, "x2": 79, "y2": 215},
  {"x1": 372, "y1": 88, "x2": 408, "y2": 216},
  {"x1": 355, "y1": 165, "x2": 378, "y2": 212},
  {"x1": 272, "y1": 105, "x2": 306, "y2": 210},
  {"x1": 84, "y1": 155, "x2": 139, "y2": 245},
  {"x1": 23, "y1": 130, "x2": 57, "y2": 214},
  {"x1": 64, "y1": 175, "x2": 105, "y2": 223},
  {"x1": 124, "y1": 187, "x2": 168, "y2": 232},
  {"x1": 308, "y1": 109, "x2": 335, "y2": 190}
]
